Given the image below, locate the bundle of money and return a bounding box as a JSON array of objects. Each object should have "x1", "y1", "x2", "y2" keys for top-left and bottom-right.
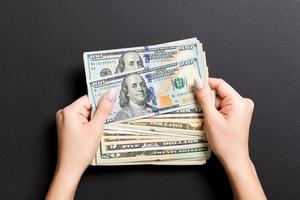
[{"x1": 83, "y1": 38, "x2": 213, "y2": 166}]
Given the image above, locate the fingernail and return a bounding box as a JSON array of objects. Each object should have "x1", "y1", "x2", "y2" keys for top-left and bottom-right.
[
  {"x1": 107, "y1": 90, "x2": 116, "y2": 102},
  {"x1": 194, "y1": 78, "x2": 203, "y2": 90}
]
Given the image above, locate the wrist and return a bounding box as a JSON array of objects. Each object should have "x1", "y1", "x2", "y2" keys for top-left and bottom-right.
[
  {"x1": 54, "y1": 164, "x2": 84, "y2": 186},
  {"x1": 220, "y1": 157, "x2": 267, "y2": 200},
  {"x1": 222, "y1": 157, "x2": 254, "y2": 176},
  {"x1": 46, "y1": 165, "x2": 83, "y2": 200}
]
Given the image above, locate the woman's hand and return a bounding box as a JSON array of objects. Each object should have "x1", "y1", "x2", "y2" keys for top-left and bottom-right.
[
  {"x1": 194, "y1": 78, "x2": 254, "y2": 166},
  {"x1": 46, "y1": 91, "x2": 116, "y2": 200},
  {"x1": 194, "y1": 77, "x2": 266, "y2": 200}
]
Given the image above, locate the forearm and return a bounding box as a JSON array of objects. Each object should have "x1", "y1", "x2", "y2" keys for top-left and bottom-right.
[
  {"x1": 223, "y1": 159, "x2": 267, "y2": 200},
  {"x1": 46, "y1": 168, "x2": 82, "y2": 200}
]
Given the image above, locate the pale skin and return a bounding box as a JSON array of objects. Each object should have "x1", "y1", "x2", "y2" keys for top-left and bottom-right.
[{"x1": 46, "y1": 78, "x2": 267, "y2": 200}]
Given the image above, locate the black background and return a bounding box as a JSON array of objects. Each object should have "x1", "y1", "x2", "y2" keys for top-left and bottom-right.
[{"x1": 0, "y1": 0, "x2": 299, "y2": 199}]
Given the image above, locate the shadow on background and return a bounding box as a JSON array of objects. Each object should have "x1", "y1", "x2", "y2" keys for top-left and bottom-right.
[{"x1": 84, "y1": 155, "x2": 232, "y2": 199}]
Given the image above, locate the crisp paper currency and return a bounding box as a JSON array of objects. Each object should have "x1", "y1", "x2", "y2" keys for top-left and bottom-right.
[
  {"x1": 83, "y1": 38, "x2": 203, "y2": 80},
  {"x1": 102, "y1": 138, "x2": 207, "y2": 153},
  {"x1": 102, "y1": 129, "x2": 191, "y2": 137},
  {"x1": 108, "y1": 125, "x2": 203, "y2": 136},
  {"x1": 132, "y1": 118, "x2": 204, "y2": 124},
  {"x1": 92, "y1": 159, "x2": 207, "y2": 166},
  {"x1": 118, "y1": 121, "x2": 204, "y2": 135},
  {"x1": 97, "y1": 146, "x2": 209, "y2": 163},
  {"x1": 103, "y1": 137, "x2": 161, "y2": 142},
  {"x1": 88, "y1": 38, "x2": 212, "y2": 166},
  {"x1": 103, "y1": 135, "x2": 200, "y2": 142},
  {"x1": 152, "y1": 160, "x2": 206, "y2": 165},
  {"x1": 102, "y1": 143, "x2": 207, "y2": 154},
  {"x1": 152, "y1": 113, "x2": 203, "y2": 119},
  {"x1": 103, "y1": 127, "x2": 193, "y2": 137},
  {"x1": 88, "y1": 58, "x2": 204, "y2": 124}
]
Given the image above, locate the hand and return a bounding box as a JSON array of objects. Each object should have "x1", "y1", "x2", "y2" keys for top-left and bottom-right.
[
  {"x1": 194, "y1": 78, "x2": 254, "y2": 166},
  {"x1": 194, "y1": 77, "x2": 266, "y2": 200},
  {"x1": 46, "y1": 91, "x2": 116, "y2": 200}
]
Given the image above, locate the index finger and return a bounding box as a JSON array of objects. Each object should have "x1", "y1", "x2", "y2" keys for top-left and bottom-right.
[
  {"x1": 209, "y1": 78, "x2": 242, "y2": 99},
  {"x1": 67, "y1": 95, "x2": 92, "y2": 112}
]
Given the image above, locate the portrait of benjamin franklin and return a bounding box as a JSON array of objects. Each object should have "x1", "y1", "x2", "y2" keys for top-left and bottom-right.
[
  {"x1": 115, "y1": 52, "x2": 144, "y2": 73},
  {"x1": 114, "y1": 73, "x2": 153, "y2": 121}
]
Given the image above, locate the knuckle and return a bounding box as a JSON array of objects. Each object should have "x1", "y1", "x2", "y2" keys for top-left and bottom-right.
[
  {"x1": 97, "y1": 104, "x2": 111, "y2": 116},
  {"x1": 62, "y1": 106, "x2": 72, "y2": 115},
  {"x1": 56, "y1": 109, "x2": 62, "y2": 118},
  {"x1": 196, "y1": 89, "x2": 211, "y2": 105},
  {"x1": 55, "y1": 109, "x2": 64, "y2": 122},
  {"x1": 218, "y1": 78, "x2": 225, "y2": 84},
  {"x1": 244, "y1": 98, "x2": 255, "y2": 110}
]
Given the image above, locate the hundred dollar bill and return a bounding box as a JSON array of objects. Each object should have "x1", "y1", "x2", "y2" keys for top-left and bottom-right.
[
  {"x1": 83, "y1": 38, "x2": 204, "y2": 80},
  {"x1": 88, "y1": 58, "x2": 205, "y2": 124}
]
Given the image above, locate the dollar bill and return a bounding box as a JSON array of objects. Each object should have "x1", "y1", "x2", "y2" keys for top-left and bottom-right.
[
  {"x1": 92, "y1": 159, "x2": 207, "y2": 166},
  {"x1": 88, "y1": 58, "x2": 204, "y2": 124},
  {"x1": 102, "y1": 138, "x2": 207, "y2": 153},
  {"x1": 132, "y1": 117, "x2": 204, "y2": 124},
  {"x1": 103, "y1": 127, "x2": 195, "y2": 137},
  {"x1": 96, "y1": 146, "x2": 210, "y2": 163},
  {"x1": 117, "y1": 120, "x2": 204, "y2": 135},
  {"x1": 83, "y1": 38, "x2": 204, "y2": 80},
  {"x1": 86, "y1": 38, "x2": 213, "y2": 166},
  {"x1": 103, "y1": 135, "x2": 200, "y2": 142}
]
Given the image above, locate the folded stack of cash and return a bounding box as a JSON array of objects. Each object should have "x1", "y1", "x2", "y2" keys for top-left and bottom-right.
[{"x1": 83, "y1": 38, "x2": 213, "y2": 166}]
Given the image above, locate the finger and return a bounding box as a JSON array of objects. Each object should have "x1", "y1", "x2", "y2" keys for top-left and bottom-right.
[
  {"x1": 215, "y1": 96, "x2": 221, "y2": 109},
  {"x1": 55, "y1": 109, "x2": 63, "y2": 129},
  {"x1": 89, "y1": 90, "x2": 116, "y2": 132},
  {"x1": 194, "y1": 78, "x2": 220, "y2": 120},
  {"x1": 67, "y1": 95, "x2": 91, "y2": 112},
  {"x1": 78, "y1": 115, "x2": 89, "y2": 124},
  {"x1": 219, "y1": 105, "x2": 232, "y2": 116},
  {"x1": 79, "y1": 107, "x2": 91, "y2": 119},
  {"x1": 208, "y1": 78, "x2": 241, "y2": 99},
  {"x1": 55, "y1": 109, "x2": 63, "y2": 121}
]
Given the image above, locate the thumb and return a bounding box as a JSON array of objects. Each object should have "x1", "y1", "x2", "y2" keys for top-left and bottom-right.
[
  {"x1": 194, "y1": 78, "x2": 219, "y2": 120},
  {"x1": 89, "y1": 90, "x2": 116, "y2": 131}
]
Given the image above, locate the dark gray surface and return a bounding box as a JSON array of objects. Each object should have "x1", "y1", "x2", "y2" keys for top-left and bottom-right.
[{"x1": 0, "y1": 0, "x2": 299, "y2": 199}]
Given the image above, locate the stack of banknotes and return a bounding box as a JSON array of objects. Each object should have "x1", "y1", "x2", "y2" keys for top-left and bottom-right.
[{"x1": 83, "y1": 38, "x2": 213, "y2": 166}]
